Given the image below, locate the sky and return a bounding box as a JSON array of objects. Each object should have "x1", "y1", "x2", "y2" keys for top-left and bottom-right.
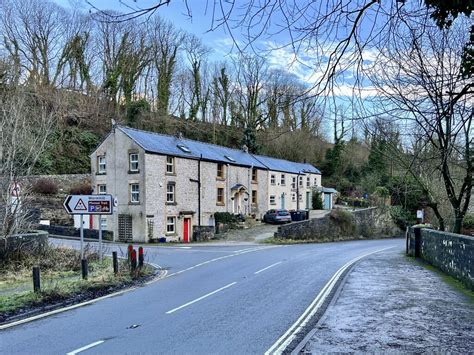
[{"x1": 52, "y1": 0, "x2": 393, "y2": 139}]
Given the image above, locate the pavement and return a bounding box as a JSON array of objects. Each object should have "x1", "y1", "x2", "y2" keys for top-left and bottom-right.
[
  {"x1": 0, "y1": 238, "x2": 401, "y2": 354},
  {"x1": 298, "y1": 249, "x2": 474, "y2": 354}
]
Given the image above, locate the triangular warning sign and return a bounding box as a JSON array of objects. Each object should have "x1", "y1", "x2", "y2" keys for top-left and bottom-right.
[{"x1": 74, "y1": 198, "x2": 87, "y2": 211}]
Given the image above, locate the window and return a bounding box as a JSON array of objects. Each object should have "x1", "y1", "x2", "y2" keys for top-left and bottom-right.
[
  {"x1": 129, "y1": 153, "x2": 139, "y2": 172},
  {"x1": 97, "y1": 184, "x2": 107, "y2": 195},
  {"x1": 130, "y1": 183, "x2": 139, "y2": 203},
  {"x1": 224, "y1": 155, "x2": 235, "y2": 162},
  {"x1": 100, "y1": 216, "x2": 107, "y2": 230},
  {"x1": 292, "y1": 193, "x2": 296, "y2": 201},
  {"x1": 314, "y1": 177, "x2": 318, "y2": 186},
  {"x1": 97, "y1": 155, "x2": 106, "y2": 174},
  {"x1": 252, "y1": 168, "x2": 258, "y2": 182},
  {"x1": 166, "y1": 216, "x2": 176, "y2": 234},
  {"x1": 166, "y1": 183, "x2": 175, "y2": 203},
  {"x1": 177, "y1": 144, "x2": 191, "y2": 153},
  {"x1": 270, "y1": 174, "x2": 276, "y2": 185},
  {"x1": 281, "y1": 174, "x2": 286, "y2": 185},
  {"x1": 166, "y1": 156, "x2": 175, "y2": 174},
  {"x1": 270, "y1": 195, "x2": 276, "y2": 205},
  {"x1": 217, "y1": 187, "x2": 225, "y2": 205},
  {"x1": 299, "y1": 193, "x2": 303, "y2": 201},
  {"x1": 307, "y1": 176, "x2": 310, "y2": 187},
  {"x1": 252, "y1": 190, "x2": 257, "y2": 204},
  {"x1": 217, "y1": 163, "x2": 225, "y2": 179},
  {"x1": 291, "y1": 177, "x2": 296, "y2": 189},
  {"x1": 299, "y1": 176, "x2": 303, "y2": 186}
]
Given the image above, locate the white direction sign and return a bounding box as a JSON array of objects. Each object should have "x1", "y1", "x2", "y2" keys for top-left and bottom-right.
[{"x1": 63, "y1": 195, "x2": 114, "y2": 215}]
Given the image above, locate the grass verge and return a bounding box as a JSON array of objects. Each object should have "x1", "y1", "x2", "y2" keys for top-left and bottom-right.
[{"x1": 0, "y1": 245, "x2": 154, "y2": 323}]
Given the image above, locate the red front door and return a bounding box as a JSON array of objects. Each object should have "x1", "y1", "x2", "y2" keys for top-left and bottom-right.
[{"x1": 183, "y1": 218, "x2": 190, "y2": 243}]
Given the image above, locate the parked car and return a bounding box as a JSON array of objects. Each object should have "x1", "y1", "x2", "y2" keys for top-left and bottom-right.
[{"x1": 263, "y1": 209, "x2": 292, "y2": 224}]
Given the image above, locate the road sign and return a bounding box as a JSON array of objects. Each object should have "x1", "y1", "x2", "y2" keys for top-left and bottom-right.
[{"x1": 63, "y1": 195, "x2": 114, "y2": 215}]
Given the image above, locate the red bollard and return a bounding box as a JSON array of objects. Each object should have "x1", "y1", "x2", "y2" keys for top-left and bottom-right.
[
  {"x1": 131, "y1": 249, "x2": 137, "y2": 271},
  {"x1": 128, "y1": 244, "x2": 133, "y2": 261},
  {"x1": 138, "y1": 247, "x2": 144, "y2": 268}
]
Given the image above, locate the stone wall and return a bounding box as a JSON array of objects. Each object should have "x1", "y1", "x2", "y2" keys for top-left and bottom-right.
[
  {"x1": 0, "y1": 230, "x2": 48, "y2": 260},
  {"x1": 193, "y1": 226, "x2": 215, "y2": 242},
  {"x1": 407, "y1": 227, "x2": 474, "y2": 290},
  {"x1": 275, "y1": 207, "x2": 401, "y2": 241},
  {"x1": 37, "y1": 224, "x2": 113, "y2": 241},
  {"x1": 23, "y1": 174, "x2": 91, "y2": 226}
]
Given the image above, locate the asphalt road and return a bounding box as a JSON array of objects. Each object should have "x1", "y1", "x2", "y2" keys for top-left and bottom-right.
[{"x1": 0, "y1": 238, "x2": 403, "y2": 354}]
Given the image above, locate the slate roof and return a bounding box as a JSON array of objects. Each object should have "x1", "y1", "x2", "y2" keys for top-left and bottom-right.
[{"x1": 118, "y1": 126, "x2": 321, "y2": 175}]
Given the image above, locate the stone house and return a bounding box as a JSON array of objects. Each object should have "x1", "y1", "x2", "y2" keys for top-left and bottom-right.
[{"x1": 90, "y1": 126, "x2": 322, "y2": 243}]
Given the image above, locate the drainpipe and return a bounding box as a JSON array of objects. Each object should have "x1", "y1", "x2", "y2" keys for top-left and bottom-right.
[
  {"x1": 226, "y1": 164, "x2": 230, "y2": 213},
  {"x1": 198, "y1": 154, "x2": 202, "y2": 229},
  {"x1": 189, "y1": 154, "x2": 202, "y2": 238},
  {"x1": 297, "y1": 171, "x2": 302, "y2": 210}
]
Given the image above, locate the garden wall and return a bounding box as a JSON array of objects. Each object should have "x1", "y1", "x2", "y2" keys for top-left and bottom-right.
[
  {"x1": 407, "y1": 227, "x2": 474, "y2": 290},
  {"x1": 274, "y1": 207, "x2": 401, "y2": 241}
]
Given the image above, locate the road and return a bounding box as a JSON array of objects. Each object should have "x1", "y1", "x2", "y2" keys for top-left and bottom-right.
[{"x1": 0, "y1": 238, "x2": 403, "y2": 354}]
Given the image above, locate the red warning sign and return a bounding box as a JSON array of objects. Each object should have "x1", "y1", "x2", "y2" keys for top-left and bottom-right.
[{"x1": 74, "y1": 198, "x2": 87, "y2": 211}]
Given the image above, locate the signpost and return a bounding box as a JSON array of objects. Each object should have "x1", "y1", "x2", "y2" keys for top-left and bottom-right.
[{"x1": 63, "y1": 194, "x2": 114, "y2": 277}]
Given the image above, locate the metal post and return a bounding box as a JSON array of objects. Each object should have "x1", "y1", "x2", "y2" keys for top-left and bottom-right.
[
  {"x1": 33, "y1": 266, "x2": 40, "y2": 293},
  {"x1": 99, "y1": 217, "x2": 103, "y2": 263},
  {"x1": 198, "y1": 154, "x2": 202, "y2": 229},
  {"x1": 80, "y1": 214, "x2": 84, "y2": 260},
  {"x1": 112, "y1": 251, "x2": 118, "y2": 274}
]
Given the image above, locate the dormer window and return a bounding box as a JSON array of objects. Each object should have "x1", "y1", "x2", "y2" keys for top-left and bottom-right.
[
  {"x1": 177, "y1": 144, "x2": 191, "y2": 153},
  {"x1": 97, "y1": 155, "x2": 106, "y2": 174},
  {"x1": 224, "y1": 155, "x2": 235, "y2": 162},
  {"x1": 129, "y1": 153, "x2": 139, "y2": 172}
]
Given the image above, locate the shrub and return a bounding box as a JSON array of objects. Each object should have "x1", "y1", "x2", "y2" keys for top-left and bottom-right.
[
  {"x1": 69, "y1": 182, "x2": 93, "y2": 195},
  {"x1": 390, "y1": 206, "x2": 415, "y2": 230},
  {"x1": 214, "y1": 212, "x2": 239, "y2": 225},
  {"x1": 32, "y1": 178, "x2": 58, "y2": 195},
  {"x1": 329, "y1": 209, "x2": 356, "y2": 234},
  {"x1": 312, "y1": 191, "x2": 323, "y2": 209},
  {"x1": 463, "y1": 214, "x2": 474, "y2": 229}
]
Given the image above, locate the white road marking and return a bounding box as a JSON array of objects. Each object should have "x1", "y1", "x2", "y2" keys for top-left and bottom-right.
[
  {"x1": 254, "y1": 261, "x2": 283, "y2": 274},
  {"x1": 166, "y1": 282, "x2": 237, "y2": 314},
  {"x1": 265, "y1": 246, "x2": 395, "y2": 355},
  {"x1": 66, "y1": 340, "x2": 105, "y2": 355},
  {"x1": 165, "y1": 246, "x2": 280, "y2": 278}
]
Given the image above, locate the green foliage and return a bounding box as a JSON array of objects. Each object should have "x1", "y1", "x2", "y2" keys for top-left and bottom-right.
[
  {"x1": 34, "y1": 127, "x2": 100, "y2": 174},
  {"x1": 312, "y1": 191, "x2": 323, "y2": 210},
  {"x1": 214, "y1": 212, "x2": 240, "y2": 226},
  {"x1": 241, "y1": 126, "x2": 260, "y2": 154},
  {"x1": 390, "y1": 205, "x2": 416, "y2": 230},
  {"x1": 126, "y1": 99, "x2": 151, "y2": 125},
  {"x1": 463, "y1": 214, "x2": 474, "y2": 229},
  {"x1": 374, "y1": 186, "x2": 390, "y2": 198},
  {"x1": 329, "y1": 209, "x2": 356, "y2": 234},
  {"x1": 338, "y1": 196, "x2": 369, "y2": 208}
]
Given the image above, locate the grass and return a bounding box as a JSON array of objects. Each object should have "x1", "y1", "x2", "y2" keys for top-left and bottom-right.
[{"x1": 0, "y1": 245, "x2": 154, "y2": 316}]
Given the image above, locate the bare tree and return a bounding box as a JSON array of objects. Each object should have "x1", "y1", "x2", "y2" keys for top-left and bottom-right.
[
  {"x1": 367, "y1": 16, "x2": 473, "y2": 232},
  {"x1": 0, "y1": 87, "x2": 56, "y2": 237}
]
